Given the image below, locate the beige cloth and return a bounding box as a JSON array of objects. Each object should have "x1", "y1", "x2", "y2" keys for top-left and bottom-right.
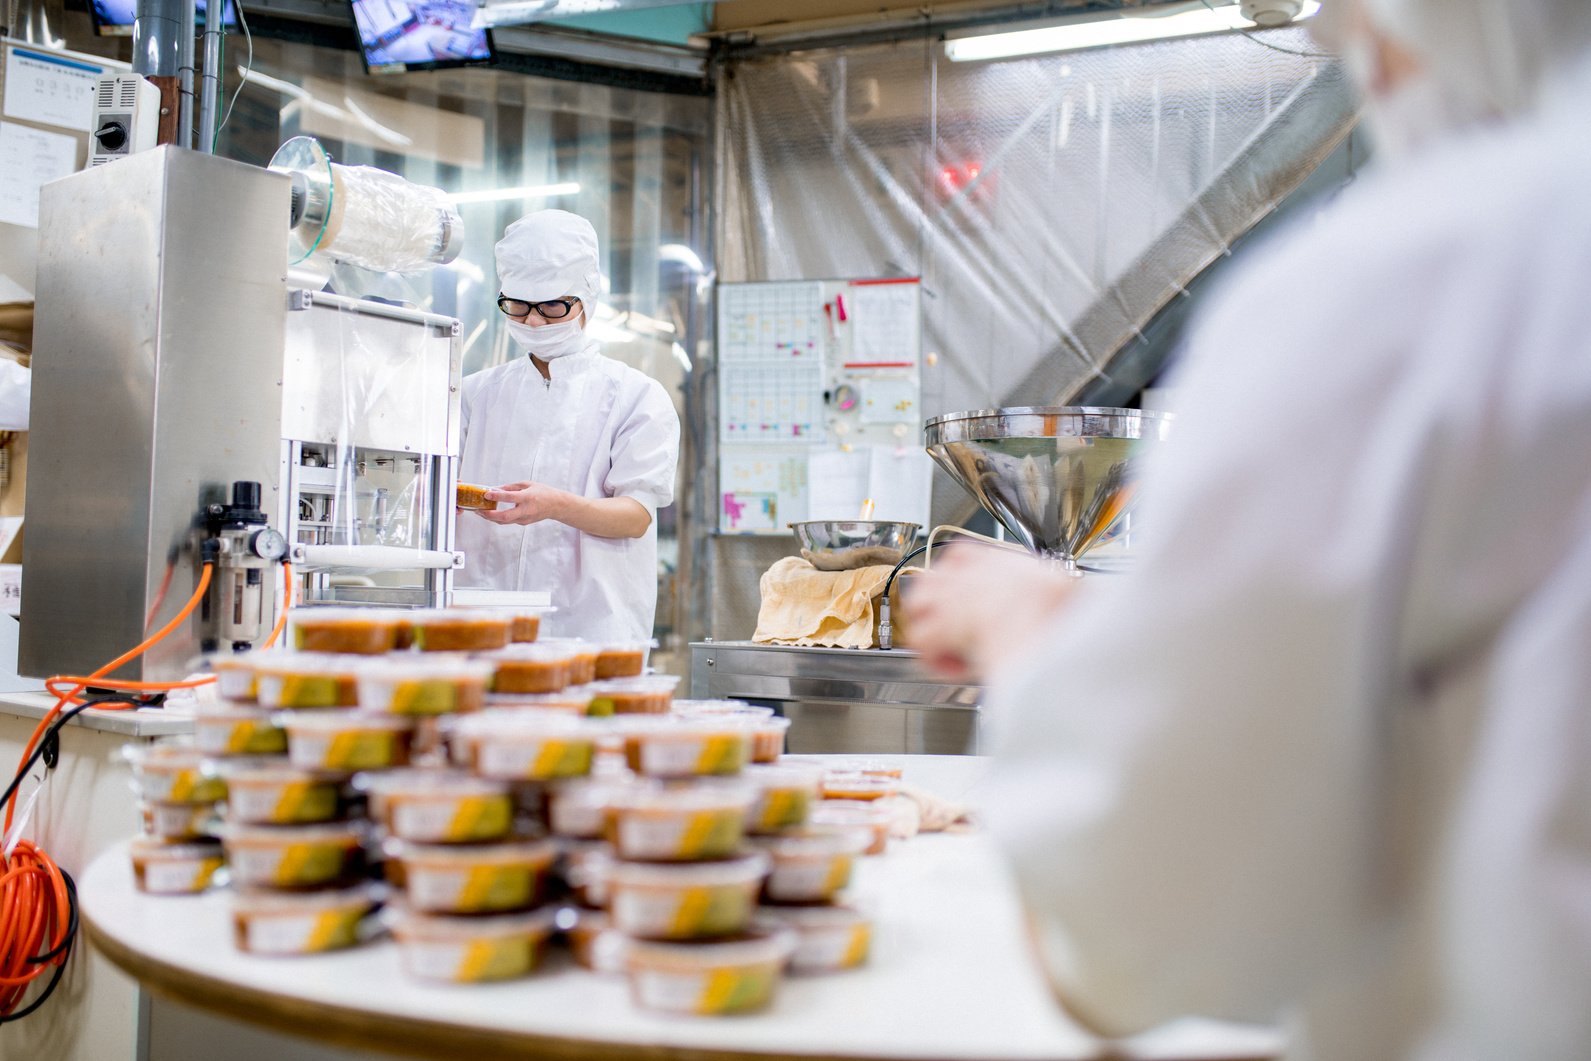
[{"x1": 752, "y1": 556, "x2": 892, "y2": 649}]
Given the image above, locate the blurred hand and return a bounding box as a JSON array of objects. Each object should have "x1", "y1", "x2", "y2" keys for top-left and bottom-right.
[
  {"x1": 901, "y1": 545, "x2": 1077, "y2": 681},
  {"x1": 476, "y1": 481, "x2": 568, "y2": 526}
]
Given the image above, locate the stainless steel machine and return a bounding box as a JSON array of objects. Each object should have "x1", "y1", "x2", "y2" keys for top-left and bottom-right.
[{"x1": 20, "y1": 145, "x2": 464, "y2": 681}]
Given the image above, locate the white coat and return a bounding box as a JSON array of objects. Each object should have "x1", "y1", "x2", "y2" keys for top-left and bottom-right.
[
  {"x1": 980, "y1": 65, "x2": 1591, "y2": 1061},
  {"x1": 455, "y1": 345, "x2": 680, "y2": 642}
]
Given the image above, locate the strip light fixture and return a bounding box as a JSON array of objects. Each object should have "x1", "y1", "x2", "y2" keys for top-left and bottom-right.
[{"x1": 945, "y1": 1, "x2": 1320, "y2": 62}]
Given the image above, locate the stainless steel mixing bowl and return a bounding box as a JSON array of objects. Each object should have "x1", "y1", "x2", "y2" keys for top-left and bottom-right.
[{"x1": 789, "y1": 521, "x2": 922, "y2": 572}]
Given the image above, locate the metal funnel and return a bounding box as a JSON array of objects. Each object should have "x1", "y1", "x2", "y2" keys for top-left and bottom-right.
[{"x1": 924, "y1": 407, "x2": 1172, "y2": 567}]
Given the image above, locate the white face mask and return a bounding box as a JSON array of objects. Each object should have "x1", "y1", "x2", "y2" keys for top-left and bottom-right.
[{"x1": 506, "y1": 314, "x2": 588, "y2": 360}]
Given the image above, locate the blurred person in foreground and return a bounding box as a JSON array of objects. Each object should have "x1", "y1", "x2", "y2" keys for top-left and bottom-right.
[{"x1": 904, "y1": 1, "x2": 1591, "y2": 1058}]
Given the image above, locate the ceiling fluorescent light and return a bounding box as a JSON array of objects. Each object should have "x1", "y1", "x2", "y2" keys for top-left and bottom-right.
[
  {"x1": 945, "y1": 2, "x2": 1320, "y2": 62},
  {"x1": 448, "y1": 182, "x2": 582, "y2": 205}
]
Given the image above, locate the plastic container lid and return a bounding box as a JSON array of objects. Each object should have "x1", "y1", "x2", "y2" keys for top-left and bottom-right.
[
  {"x1": 538, "y1": 637, "x2": 596, "y2": 656},
  {"x1": 410, "y1": 608, "x2": 514, "y2": 626},
  {"x1": 395, "y1": 839, "x2": 558, "y2": 867},
  {"x1": 233, "y1": 882, "x2": 380, "y2": 914},
  {"x1": 220, "y1": 821, "x2": 364, "y2": 845},
  {"x1": 451, "y1": 711, "x2": 595, "y2": 740},
  {"x1": 216, "y1": 760, "x2": 344, "y2": 784},
  {"x1": 673, "y1": 700, "x2": 775, "y2": 719},
  {"x1": 751, "y1": 824, "x2": 869, "y2": 859},
  {"x1": 743, "y1": 762, "x2": 823, "y2": 791},
  {"x1": 605, "y1": 852, "x2": 769, "y2": 888},
  {"x1": 254, "y1": 653, "x2": 366, "y2": 677},
  {"x1": 130, "y1": 837, "x2": 222, "y2": 859},
  {"x1": 356, "y1": 655, "x2": 495, "y2": 681},
  {"x1": 754, "y1": 903, "x2": 869, "y2": 931},
  {"x1": 483, "y1": 643, "x2": 583, "y2": 664},
  {"x1": 608, "y1": 779, "x2": 754, "y2": 814},
  {"x1": 357, "y1": 769, "x2": 505, "y2": 800},
  {"x1": 588, "y1": 676, "x2": 682, "y2": 694},
  {"x1": 390, "y1": 905, "x2": 557, "y2": 941},
  {"x1": 277, "y1": 710, "x2": 415, "y2": 733},
  {"x1": 623, "y1": 928, "x2": 795, "y2": 968}
]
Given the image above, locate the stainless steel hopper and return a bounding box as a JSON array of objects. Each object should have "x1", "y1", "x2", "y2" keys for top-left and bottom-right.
[{"x1": 924, "y1": 407, "x2": 1172, "y2": 569}]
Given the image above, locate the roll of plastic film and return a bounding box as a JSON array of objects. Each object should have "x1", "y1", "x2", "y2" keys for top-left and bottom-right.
[{"x1": 270, "y1": 135, "x2": 463, "y2": 273}]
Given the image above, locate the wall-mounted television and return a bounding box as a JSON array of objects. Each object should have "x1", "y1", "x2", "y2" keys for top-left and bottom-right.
[
  {"x1": 350, "y1": 0, "x2": 496, "y2": 75},
  {"x1": 91, "y1": 0, "x2": 237, "y2": 37}
]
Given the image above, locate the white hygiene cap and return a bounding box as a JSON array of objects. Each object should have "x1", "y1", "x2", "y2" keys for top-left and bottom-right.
[{"x1": 495, "y1": 210, "x2": 602, "y2": 307}]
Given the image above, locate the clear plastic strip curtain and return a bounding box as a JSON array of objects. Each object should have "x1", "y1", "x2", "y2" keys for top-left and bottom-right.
[{"x1": 717, "y1": 26, "x2": 1355, "y2": 453}]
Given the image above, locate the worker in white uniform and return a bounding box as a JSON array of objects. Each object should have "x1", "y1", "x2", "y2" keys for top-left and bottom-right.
[
  {"x1": 905, "y1": 1, "x2": 1591, "y2": 1059},
  {"x1": 456, "y1": 210, "x2": 680, "y2": 642}
]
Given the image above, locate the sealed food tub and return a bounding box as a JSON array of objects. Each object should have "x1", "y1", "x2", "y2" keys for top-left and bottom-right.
[
  {"x1": 545, "y1": 775, "x2": 634, "y2": 839},
  {"x1": 254, "y1": 654, "x2": 362, "y2": 710},
  {"x1": 484, "y1": 688, "x2": 594, "y2": 717},
  {"x1": 130, "y1": 838, "x2": 224, "y2": 894},
  {"x1": 363, "y1": 771, "x2": 513, "y2": 844},
  {"x1": 810, "y1": 800, "x2": 893, "y2": 856},
  {"x1": 221, "y1": 822, "x2": 365, "y2": 888},
  {"x1": 455, "y1": 482, "x2": 499, "y2": 511},
  {"x1": 209, "y1": 653, "x2": 265, "y2": 704},
  {"x1": 409, "y1": 609, "x2": 512, "y2": 653},
  {"x1": 820, "y1": 772, "x2": 899, "y2": 802},
  {"x1": 506, "y1": 607, "x2": 553, "y2": 644},
  {"x1": 483, "y1": 643, "x2": 578, "y2": 695},
  {"x1": 752, "y1": 825, "x2": 869, "y2": 903},
  {"x1": 743, "y1": 763, "x2": 822, "y2": 835},
  {"x1": 222, "y1": 762, "x2": 344, "y2": 824},
  {"x1": 539, "y1": 638, "x2": 598, "y2": 685},
  {"x1": 281, "y1": 711, "x2": 415, "y2": 772},
  {"x1": 557, "y1": 906, "x2": 623, "y2": 973},
  {"x1": 735, "y1": 715, "x2": 791, "y2": 764},
  {"x1": 355, "y1": 655, "x2": 493, "y2": 716},
  {"x1": 587, "y1": 676, "x2": 680, "y2": 717},
  {"x1": 140, "y1": 801, "x2": 217, "y2": 842},
  {"x1": 290, "y1": 608, "x2": 407, "y2": 655},
  {"x1": 672, "y1": 700, "x2": 775, "y2": 720},
  {"x1": 453, "y1": 713, "x2": 599, "y2": 782},
  {"x1": 593, "y1": 641, "x2": 648, "y2": 680},
  {"x1": 755, "y1": 905, "x2": 872, "y2": 974},
  {"x1": 621, "y1": 719, "x2": 751, "y2": 779},
  {"x1": 559, "y1": 839, "x2": 613, "y2": 908},
  {"x1": 826, "y1": 757, "x2": 905, "y2": 781},
  {"x1": 233, "y1": 885, "x2": 377, "y2": 955},
  {"x1": 391, "y1": 906, "x2": 557, "y2": 983},
  {"x1": 394, "y1": 839, "x2": 557, "y2": 914},
  {"x1": 624, "y1": 931, "x2": 795, "y2": 1015},
  {"x1": 194, "y1": 706, "x2": 287, "y2": 757},
  {"x1": 607, "y1": 854, "x2": 769, "y2": 941},
  {"x1": 605, "y1": 781, "x2": 753, "y2": 862},
  {"x1": 126, "y1": 745, "x2": 228, "y2": 804}
]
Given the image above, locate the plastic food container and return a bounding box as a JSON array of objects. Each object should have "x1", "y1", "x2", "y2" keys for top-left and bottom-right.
[
  {"x1": 826, "y1": 757, "x2": 906, "y2": 781},
  {"x1": 560, "y1": 840, "x2": 614, "y2": 908},
  {"x1": 605, "y1": 781, "x2": 753, "y2": 862},
  {"x1": 624, "y1": 931, "x2": 795, "y2": 1015},
  {"x1": 672, "y1": 700, "x2": 775, "y2": 720},
  {"x1": 233, "y1": 885, "x2": 377, "y2": 955},
  {"x1": 593, "y1": 642, "x2": 648, "y2": 680},
  {"x1": 506, "y1": 607, "x2": 554, "y2": 644},
  {"x1": 539, "y1": 638, "x2": 598, "y2": 685},
  {"x1": 209, "y1": 654, "x2": 264, "y2": 703},
  {"x1": 736, "y1": 716, "x2": 792, "y2": 764},
  {"x1": 140, "y1": 801, "x2": 217, "y2": 841},
  {"x1": 254, "y1": 654, "x2": 362, "y2": 710},
  {"x1": 753, "y1": 825, "x2": 869, "y2": 903},
  {"x1": 820, "y1": 773, "x2": 899, "y2": 802},
  {"x1": 484, "y1": 688, "x2": 594, "y2": 717},
  {"x1": 355, "y1": 656, "x2": 493, "y2": 716},
  {"x1": 221, "y1": 822, "x2": 365, "y2": 888},
  {"x1": 394, "y1": 840, "x2": 558, "y2": 914},
  {"x1": 130, "y1": 838, "x2": 224, "y2": 894},
  {"x1": 606, "y1": 854, "x2": 769, "y2": 941},
  {"x1": 546, "y1": 776, "x2": 633, "y2": 839},
  {"x1": 587, "y1": 676, "x2": 680, "y2": 717},
  {"x1": 621, "y1": 719, "x2": 751, "y2": 780},
  {"x1": 391, "y1": 906, "x2": 557, "y2": 983},
  {"x1": 452, "y1": 714, "x2": 598, "y2": 782},
  {"x1": 755, "y1": 905, "x2": 872, "y2": 974},
  {"x1": 409, "y1": 609, "x2": 512, "y2": 653},
  {"x1": 455, "y1": 482, "x2": 498, "y2": 511},
  {"x1": 290, "y1": 608, "x2": 408, "y2": 655},
  {"x1": 810, "y1": 800, "x2": 893, "y2": 856},
  {"x1": 484, "y1": 643, "x2": 579, "y2": 695},
  {"x1": 281, "y1": 711, "x2": 415, "y2": 772},
  {"x1": 743, "y1": 763, "x2": 821, "y2": 835},
  {"x1": 194, "y1": 707, "x2": 287, "y2": 757},
  {"x1": 557, "y1": 906, "x2": 623, "y2": 973},
  {"x1": 222, "y1": 763, "x2": 344, "y2": 824},
  {"x1": 363, "y1": 772, "x2": 513, "y2": 844},
  {"x1": 126, "y1": 745, "x2": 228, "y2": 804}
]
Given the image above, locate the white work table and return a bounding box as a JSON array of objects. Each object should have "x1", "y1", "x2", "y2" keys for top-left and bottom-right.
[{"x1": 79, "y1": 756, "x2": 1282, "y2": 1061}]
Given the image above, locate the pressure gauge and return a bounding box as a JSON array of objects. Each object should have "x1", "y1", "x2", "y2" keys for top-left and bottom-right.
[{"x1": 249, "y1": 528, "x2": 288, "y2": 561}]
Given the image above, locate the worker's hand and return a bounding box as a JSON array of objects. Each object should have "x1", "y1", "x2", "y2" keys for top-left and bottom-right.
[
  {"x1": 901, "y1": 545, "x2": 1077, "y2": 681},
  {"x1": 476, "y1": 481, "x2": 568, "y2": 526}
]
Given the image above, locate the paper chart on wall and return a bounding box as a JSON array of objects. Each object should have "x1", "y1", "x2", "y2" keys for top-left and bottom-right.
[
  {"x1": 0, "y1": 120, "x2": 78, "y2": 228},
  {"x1": 805, "y1": 446, "x2": 932, "y2": 530},
  {"x1": 3, "y1": 47, "x2": 103, "y2": 131},
  {"x1": 721, "y1": 449, "x2": 809, "y2": 533},
  {"x1": 848, "y1": 282, "x2": 920, "y2": 368},
  {"x1": 720, "y1": 362, "x2": 824, "y2": 445}
]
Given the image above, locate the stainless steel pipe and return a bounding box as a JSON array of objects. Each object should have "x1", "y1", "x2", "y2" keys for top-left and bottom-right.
[{"x1": 197, "y1": 11, "x2": 224, "y2": 153}]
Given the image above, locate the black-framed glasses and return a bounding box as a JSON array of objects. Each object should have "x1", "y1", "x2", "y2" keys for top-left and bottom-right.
[{"x1": 497, "y1": 294, "x2": 581, "y2": 320}]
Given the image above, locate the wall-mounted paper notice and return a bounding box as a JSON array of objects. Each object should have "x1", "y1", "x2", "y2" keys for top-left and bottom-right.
[
  {"x1": 866, "y1": 446, "x2": 933, "y2": 530},
  {"x1": 0, "y1": 120, "x2": 78, "y2": 228},
  {"x1": 806, "y1": 449, "x2": 871, "y2": 521},
  {"x1": 3, "y1": 47, "x2": 103, "y2": 131},
  {"x1": 848, "y1": 282, "x2": 920, "y2": 367}
]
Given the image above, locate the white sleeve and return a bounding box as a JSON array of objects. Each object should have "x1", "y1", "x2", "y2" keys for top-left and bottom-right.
[
  {"x1": 603, "y1": 377, "x2": 679, "y2": 514},
  {"x1": 0, "y1": 359, "x2": 30, "y2": 431}
]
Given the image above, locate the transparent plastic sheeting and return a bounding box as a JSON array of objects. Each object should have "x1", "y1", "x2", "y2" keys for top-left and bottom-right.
[
  {"x1": 717, "y1": 28, "x2": 1356, "y2": 426},
  {"x1": 325, "y1": 164, "x2": 463, "y2": 274}
]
